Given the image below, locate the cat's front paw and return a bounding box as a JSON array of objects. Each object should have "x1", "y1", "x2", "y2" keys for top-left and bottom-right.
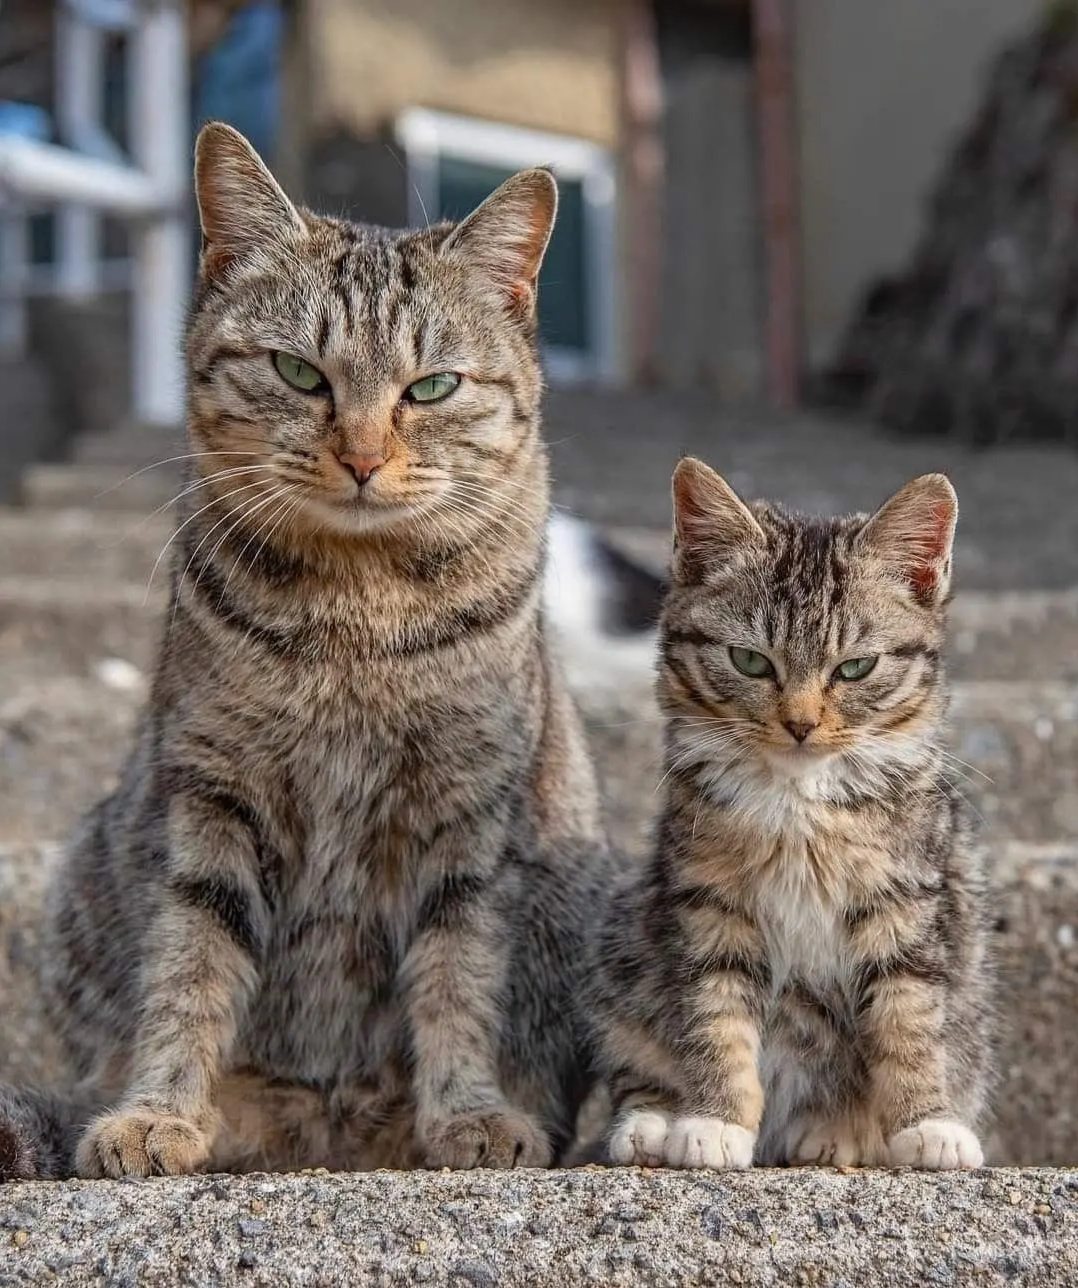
[
  {"x1": 76, "y1": 1108, "x2": 212, "y2": 1178},
  {"x1": 421, "y1": 1107, "x2": 552, "y2": 1169},
  {"x1": 887, "y1": 1118, "x2": 983, "y2": 1171},
  {"x1": 608, "y1": 1109, "x2": 673, "y2": 1166},
  {"x1": 793, "y1": 1118, "x2": 874, "y2": 1168},
  {"x1": 608, "y1": 1110, "x2": 755, "y2": 1169},
  {"x1": 665, "y1": 1117, "x2": 755, "y2": 1169}
]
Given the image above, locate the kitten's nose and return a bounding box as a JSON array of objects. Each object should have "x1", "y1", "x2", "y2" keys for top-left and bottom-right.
[
  {"x1": 337, "y1": 451, "x2": 386, "y2": 487},
  {"x1": 783, "y1": 719, "x2": 818, "y2": 744}
]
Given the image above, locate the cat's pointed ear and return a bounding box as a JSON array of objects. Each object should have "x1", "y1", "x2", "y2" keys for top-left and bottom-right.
[
  {"x1": 672, "y1": 457, "x2": 764, "y2": 580},
  {"x1": 440, "y1": 168, "x2": 558, "y2": 317},
  {"x1": 194, "y1": 122, "x2": 306, "y2": 279},
  {"x1": 857, "y1": 473, "x2": 958, "y2": 607}
]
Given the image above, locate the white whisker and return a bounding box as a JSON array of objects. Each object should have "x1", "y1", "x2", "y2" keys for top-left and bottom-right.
[{"x1": 157, "y1": 479, "x2": 276, "y2": 610}]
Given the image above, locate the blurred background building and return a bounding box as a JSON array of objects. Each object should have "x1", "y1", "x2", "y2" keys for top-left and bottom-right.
[{"x1": 0, "y1": 0, "x2": 1053, "y2": 487}]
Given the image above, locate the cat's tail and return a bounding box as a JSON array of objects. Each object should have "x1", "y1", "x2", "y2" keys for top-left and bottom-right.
[
  {"x1": 543, "y1": 512, "x2": 665, "y2": 693},
  {"x1": 0, "y1": 1084, "x2": 102, "y2": 1181}
]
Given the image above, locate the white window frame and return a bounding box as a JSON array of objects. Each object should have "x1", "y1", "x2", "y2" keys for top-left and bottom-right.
[{"x1": 395, "y1": 107, "x2": 619, "y2": 385}]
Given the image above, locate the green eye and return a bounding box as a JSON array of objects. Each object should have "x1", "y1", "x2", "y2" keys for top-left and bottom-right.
[
  {"x1": 834, "y1": 656, "x2": 878, "y2": 681},
  {"x1": 729, "y1": 647, "x2": 775, "y2": 678},
  {"x1": 406, "y1": 372, "x2": 460, "y2": 403},
  {"x1": 273, "y1": 351, "x2": 327, "y2": 392}
]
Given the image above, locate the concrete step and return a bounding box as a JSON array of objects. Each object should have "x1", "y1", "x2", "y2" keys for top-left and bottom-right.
[
  {"x1": 0, "y1": 577, "x2": 165, "y2": 684},
  {"x1": 18, "y1": 463, "x2": 182, "y2": 512},
  {"x1": 546, "y1": 391, "x2": 1078, "y2": 590},
  {"x1": 4, "y1": 1168, "x2": 1077, "y2": 1287},
  {"x1": 0, "y1": 673, "x2": 145, "y2": 847},
  {"x1": 0, "y1": 509, "x2": 172, "y2": 582},
  {"x1": 2, "y1": 511, "x2": 1078, "y2": 684},
  {"x1": 71, "y1": 427, "x2": 186, "y2": 468}
]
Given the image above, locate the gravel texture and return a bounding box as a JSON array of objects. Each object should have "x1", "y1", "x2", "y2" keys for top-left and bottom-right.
[{"x1": 2, "y1": 1167, "x2": 1077, "y2": 1287}]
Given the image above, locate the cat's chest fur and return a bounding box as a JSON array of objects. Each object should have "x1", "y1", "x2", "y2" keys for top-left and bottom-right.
[
  {"x1": 715, "y1": 765, "x2": 867, "y2": 992},
  {"x1": 223, "y1": 648, "x2": 529, "y2": 1081}
]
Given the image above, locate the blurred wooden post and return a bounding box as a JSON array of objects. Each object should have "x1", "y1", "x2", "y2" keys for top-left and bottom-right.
[
  {"x1": 753, "y1": 0, "x2": 801, "y2": 409},
  {"x1": 620, "y1": 0, "x2": 664, "y2": 385}
]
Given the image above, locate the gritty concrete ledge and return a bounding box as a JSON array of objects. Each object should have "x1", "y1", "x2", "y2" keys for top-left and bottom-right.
[{"x1": 1, "y1": 1167, "x2": 1076, "y2": 1287}]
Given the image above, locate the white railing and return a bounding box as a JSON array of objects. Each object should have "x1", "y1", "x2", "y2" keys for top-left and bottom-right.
[{"x1": 0, "y1": 0, "x2": 189, "y2": 429}]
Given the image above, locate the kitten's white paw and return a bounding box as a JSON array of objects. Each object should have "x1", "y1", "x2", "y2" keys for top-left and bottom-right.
[
  {"x1": 887, "y1": 1118, "x2": 983, "y2": 1170},
  {"x1": 608, "y1": 1109, "x2": 672, "y2": 1166},
  {"x1": 665, "y1": 1117, "x2": 755, "y2": 1170}
]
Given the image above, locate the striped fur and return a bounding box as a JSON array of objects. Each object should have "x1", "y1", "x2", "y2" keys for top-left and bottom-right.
[
  {"x1": 0, "y1": 123, "x2": 612, "y2": 1179},
  {"x1": 591, "y1": 460, "x2": 993, "y2": 1170}
]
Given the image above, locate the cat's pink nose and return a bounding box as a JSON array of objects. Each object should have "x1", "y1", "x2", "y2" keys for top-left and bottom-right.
[
  {"x1": 784, "y1": 719, "x2": 817, "y2": 744},
  {"x1": 337, "y1": 451, "x2": 386, "y2": 487}
]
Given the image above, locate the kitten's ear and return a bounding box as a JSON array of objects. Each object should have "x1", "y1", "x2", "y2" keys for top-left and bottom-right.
[
  {"x1": 857, "y1": 473, "x2": 958, "y2": 607},
  {"x1": 440, "y1": 168, "x2": 558, "y2": 317},
  {"x1": 672, "y1": 457, "x2": 763, "y2": 580},
  {"x1": 194, "y1": 122, "x2": 306, "y2": 279}
]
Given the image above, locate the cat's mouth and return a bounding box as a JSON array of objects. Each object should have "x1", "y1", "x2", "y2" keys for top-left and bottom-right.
[
  {"x1": 295, "y1": 484, "x2": 435, "y2": 536},
  {"x1": 761, "y1": 740, "x2": 839, "y2": 773}
]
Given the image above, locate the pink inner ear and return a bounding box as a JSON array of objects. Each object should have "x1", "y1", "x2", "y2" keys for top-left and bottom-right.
[
  {"x1": 924, "y1": 500, "x2": 953, "y2": 558},
  {"x1": 910, "y1": 563, "x2": 938, "y2": 599},
  {"x1": 907, "y1": 499, "x2": 952, "y2": 599},
  {"x1": 672, "y1": 482, "x2": 705, "y2": 538}
]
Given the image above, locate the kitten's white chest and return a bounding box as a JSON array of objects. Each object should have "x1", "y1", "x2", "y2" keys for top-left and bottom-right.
[
  {"x1": 735, "y1": 771, "x2": 851, "y2": 990},
  {"x1": 755, "y1": 870, "x2": 845, "y2": 991}
]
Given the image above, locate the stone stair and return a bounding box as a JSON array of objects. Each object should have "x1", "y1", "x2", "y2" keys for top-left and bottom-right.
[
  {"x1": 2, "y1": 418, "x2": 1078, "y2": 1280},
  {"x1": 3, "y1": 1167, "x2": 1077, "y2": 1287}
]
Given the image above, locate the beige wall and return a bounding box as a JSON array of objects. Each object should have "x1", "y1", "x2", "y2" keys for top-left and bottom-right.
[
  {"x1": 795, "y1": 0, "x2": 1045, "y2": 366},
  {"x1": 307, "y1": 0, "x2": 621, "y2": 146}
]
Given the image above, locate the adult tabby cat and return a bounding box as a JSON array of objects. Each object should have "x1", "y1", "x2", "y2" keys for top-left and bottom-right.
[
  {"x1": 592, "y1": 460, "x2": 992, "y2": 1170},
  {"x1": 0, "y1": 123, "x2": 613, "y2": 1179}
]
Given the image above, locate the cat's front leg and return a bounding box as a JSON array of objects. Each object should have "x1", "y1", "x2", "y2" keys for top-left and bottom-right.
[
  {"x1": 403, "y1": 843, "x2": 550, "y2": 1170},
  {"x1": 76, "y1": 791, "x2": 266, "y2": 1178},
  {"x1": 606, "y1": 966, "x2": 766, "y2": 1171},
  {"x1": 862, "y1": 969, "x2": 984, "y2": 1171}
]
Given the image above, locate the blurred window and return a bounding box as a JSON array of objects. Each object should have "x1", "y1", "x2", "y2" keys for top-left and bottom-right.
[{"x1": 396, "y1": 108, "x2": 617, "y2": 384}]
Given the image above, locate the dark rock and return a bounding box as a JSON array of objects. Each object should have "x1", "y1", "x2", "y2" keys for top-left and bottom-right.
[
  {"x1": 449, "y1": 1260, "x2": 499, "y2": 1287},
  {"x1": 820, "y1": 12, "x2": 1078, "y2": 447}
]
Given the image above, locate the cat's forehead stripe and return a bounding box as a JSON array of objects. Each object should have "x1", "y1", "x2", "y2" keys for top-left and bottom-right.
[{"x1": 757, "y1": 516, "x2": 847, "y2": 655}]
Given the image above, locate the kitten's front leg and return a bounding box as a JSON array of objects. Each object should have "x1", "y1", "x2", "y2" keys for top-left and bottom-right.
[
  {"x1": 76, "y1": 791, "x2": 266, "y2": 1178},
  {"x1": 862, "y1": 969, "x2": 983, "y2": 1171},
  {"x1": 608, "y1": 965, "x2": 766, "y2": 1171},
  {"x1": 403, "y1": 837, "x2": 550, "y2": 1170}
]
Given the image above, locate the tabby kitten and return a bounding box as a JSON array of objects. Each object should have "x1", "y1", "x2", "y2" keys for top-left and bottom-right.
[
  {"x1": 0, "y1": 123, "x2": 612, "y2": 1179},
  {"x1": 592, "y1": 459, "x2": 992, "y2": 1170}
]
